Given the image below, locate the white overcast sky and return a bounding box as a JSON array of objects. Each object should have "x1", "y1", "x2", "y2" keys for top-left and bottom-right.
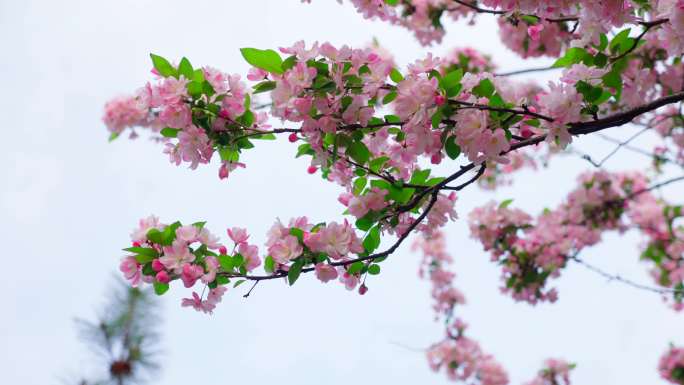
[{"x1": 1, "y1": 1, "x2": 683, "y2": 384}]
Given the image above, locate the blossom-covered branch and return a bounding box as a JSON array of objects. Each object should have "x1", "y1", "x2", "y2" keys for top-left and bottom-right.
[{"x1": 103, "y1": 0, "x2": 684, "y2": 382}]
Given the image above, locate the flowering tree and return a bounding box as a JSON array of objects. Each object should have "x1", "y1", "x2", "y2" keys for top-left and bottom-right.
[{"x1": 104, "y1": 1, "x2": 684, "y2": 383}]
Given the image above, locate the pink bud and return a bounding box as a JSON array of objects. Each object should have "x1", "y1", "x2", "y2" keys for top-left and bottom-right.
[
  {"x1": 151, "y1": 259, "x2": 164, "y2": 272},
  {"x1": 288, "y1": 133, "x2": 298, "y2": 142},
  {"x1": 520, "y1": 127, "x2": 534, "y2": 138},
  {"x1": 430, "y1": 153, "x2": 443, "y2": 165},
  {"x1": 307, "y1": 166, "x2": 317, "y2": 174},
  {"x1": 219, "y1": 246, "x2": 228, "y2": 255},
  {"x1": 218, "y1": 163, "x2": 229, "y2": 180},
  {"x1": 132, "y1": 241, "x2": 142, "y2": 248},
  {"x1": 434, "y1": 94, "x2": 446, "y2": 106},
  {"x1": 358, "y1": 284, "x2": 368, "y2": 295},
  {"x1": 219, "y1": 109, "x2": 230, "y2": 119},
  {"x1": 156, "y1": 271, "x2": 170, "y2": 284}
]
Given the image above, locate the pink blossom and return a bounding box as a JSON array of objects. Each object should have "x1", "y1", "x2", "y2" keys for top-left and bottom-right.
[
  {"x1": 201, "y1": 256, "x2": 219, "y2": 284},
  {"x1": 315, "y1": 263, "x2": 339, "y2": 283},
  {"x1": 305, "y1": 220, "x2": 363, "y2": 260},
  {"x1": 269, "y1": 235, "x2": 303, "y2": 264},
  {"x1": 120, "y1": 257, "x2": 141, "y2": 287},
  {"x1": 227, "y1": 227, "x2": 249, "y2": 245},
  {"x1": 160, "y1": 240, "x2": 195, "y2": 273},
  {"x1": 175, "y1": 225, "x2": 199, "y2": 243},
  {"x1": 181, "y1": 263, "x2": 204, "y2": 287},
  {"x1": 238, "y1": 242, "x2": 261, "y2": 271}
]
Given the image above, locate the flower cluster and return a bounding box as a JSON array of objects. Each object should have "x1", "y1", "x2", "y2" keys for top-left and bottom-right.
[
  {"x1": 523, "y1": 359, "x2": 575, "y2": 385},
  {"x1": 415, "y1": 233, "x2": 575, "y2": 385},
  {"x1": 121, "y1": 216, "x2": 261, "y2": 314},
  {"x1": 104, "y1": 0, "x2": 684, "y2": 380},
  {"x1": 469, "y1": 171, "x2": 650, "y2": 304},
  {"x1": 660, "y1": 345, "x2": 684, "y2": 384},
  {"x1": 313, "y1": 0, "x2": 660, "y2": 54},
  {"x1": 103, "y1": 55, "x2": 262, "y2": 178},
  {"x1": 120, "y1": 213, "x2": 386, "y2": 313},
  {"x1": 629, "y1": 195, "x2": 684, "y2": 310}
]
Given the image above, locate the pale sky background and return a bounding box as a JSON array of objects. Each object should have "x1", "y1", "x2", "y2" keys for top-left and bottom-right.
[{"x1": 1, "y1": 1, "x2": 683, "y2": 384}]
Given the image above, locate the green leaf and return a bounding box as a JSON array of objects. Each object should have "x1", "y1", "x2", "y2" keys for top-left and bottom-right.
[
  {"x1": 123, "y1": 247, "x2": 159, "y2": 263},
  {"x1": 593, "y1": 53, "x2": 608, "y2": 68},
  {"x1": 178, "y1": 57, "x2": 194, "y2": 79},
  {"x1": 389, "y1": 68, "x2": 404, "y2": 83},
  {"x1": 232, "y1": 253, "x2": 245, "y2": 268},
  {"x1": 382, "y1": 91, "x2": 397, "y2": 104},
  {"x1": 472, "y1": 79, "x2": 495, "y2": 98},
  {"x1": 431, "y1": 109, "x2": 443, "y2": 129},
  {"x1": 153, "y1": 281, "x2": 169, "y2": 296},
  {"x1": 264, "y1": 256, "x2": 275, "y2": 273},
  {"x1": 282, "y1": 55, "x2": 297, "y2": 71},
  {"x1": 363, "y1": 225, "x2": 381, "y2": 253},
  {"x1": 187, "y1": 81, "x2": 203, "y2": 97},
  {"x1": 218, "y1": 254, "x2": 233, "y2": 271},
  {"x1": 108, "y1": 132, "x2": 120, "y2": 142},
  {"x1": 252, "y1": 133, "x2": 277, "y2": 140},
  {"x1": 160, "y1": 127, "x2": 180, "y2": 138},
  {"x1": 346, "y1": 141, "x2": 371, "y2": 165},
  {"x1": 353, "y1": 177, "x2": 367, "y2": 195},
  {"x1": 233, "y1": 279, "x2": 246, "y2": 288},
  {"x1": 610, "y1": 28, "x2": 632, "y2": 54},
  {"x1": 296, "y1": 143, "x2": 314, "y2": 158},
  {"x1": 368, "y1": 264, "x2": 381, "y2": 275},
  {"x1": 369, "y1": 156, "x2": 389, "y2": 173},
  {"x1": 410, "y1": 169, "x2": 431, "y2": 185},
  {"x1": 384, "y1": 114, "x2": 401, "y2": 124},
  {"x1": 347, "y1": 261, "x2": 364, "y2": 275},
  {"x1": 444, "y1": 136, "x2": 461, "y2": 160},
  {"x1": 192, "y1": 69, "x2": 205, "y2": 83},
  {"x1": 356, "y1": 215, "x2": 374, "y2": 231},
  {"x1": 499, "y1": 199, "x2": 514, "y2": 208},
  {"x1": 240, "y1": 48, "x2": 284, "y2": 74},
  {"x1": 253, "y1": 80, "x2": 277, "y2": 94},
  {"x1": 551, "y1": 47, "x2": 590, "y2": 68},
  {"x1": 146, "y1": 228, "x2": 163, "y2": 244},
  {"x1": 150, "y1": 53, "x2": 177, "y2": 78},
  {"x1": 440, "y1": 68, "x2": 463, "y2": 98},
  {"x1": 288, "y1": 260, "x2": 304, "y2": 285},
  {"x1": 289, "y1": 227, "x2": 304, "y2": 243}
]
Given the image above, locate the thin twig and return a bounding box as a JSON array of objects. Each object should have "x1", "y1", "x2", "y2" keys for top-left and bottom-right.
[{"x1": 569, "y1": 255, "x2": 684, "y2": 295}]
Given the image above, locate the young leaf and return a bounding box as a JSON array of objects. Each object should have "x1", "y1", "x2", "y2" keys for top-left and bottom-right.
[
  {"x1": 445, "y1": 136, "x2": 461, "y2": 160},
  {"x1": 368, "y1": 264, "x2": 381, "y2": 275},
  {"x1": 240, "y1": 48, "x2": 284, "y2": 74},
  {"x1": 160, "y1": 127, "x2": 180, "y2": 138},
  {"x1": 178, "y1": 57, "x2": 194, "y2": 79},
  {"x1": 150, "y1": 53, "x2": 177, "y2": 78},
  {"x1": 346, "y1": 141, "x2": 371, "y2": 165},
  {"x1": 288, "y1": 260, "x2": 304, "y2": 285},
  {"x1": 363, "y1": 225, "x2": 381, "y2": 253},
  {"x1": 153, "y1": 281, "x2": 169, "y2": 296}
]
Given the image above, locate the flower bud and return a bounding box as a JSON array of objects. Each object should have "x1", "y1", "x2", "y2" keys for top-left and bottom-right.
[
  {"x1": 151, "y1": 259, "x2": 164, "y2": 272},
  {"x1": 156, "y1": 270, "x2": 170, "y2": 284}
]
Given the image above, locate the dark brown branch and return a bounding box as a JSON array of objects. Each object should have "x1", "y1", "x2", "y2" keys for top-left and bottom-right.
[
  {"x1": 448, "y1": 100, "x2": 554, "y2": 122},
  {"x1": 219, "y1": 92, "x2": 684, "y2": 285},
  {"x1": 449, "y1": 0, "x2": 579, "y2": 23},
  {"x1": 221, "y1": 192, "x2": 440, "y2": 283}
]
